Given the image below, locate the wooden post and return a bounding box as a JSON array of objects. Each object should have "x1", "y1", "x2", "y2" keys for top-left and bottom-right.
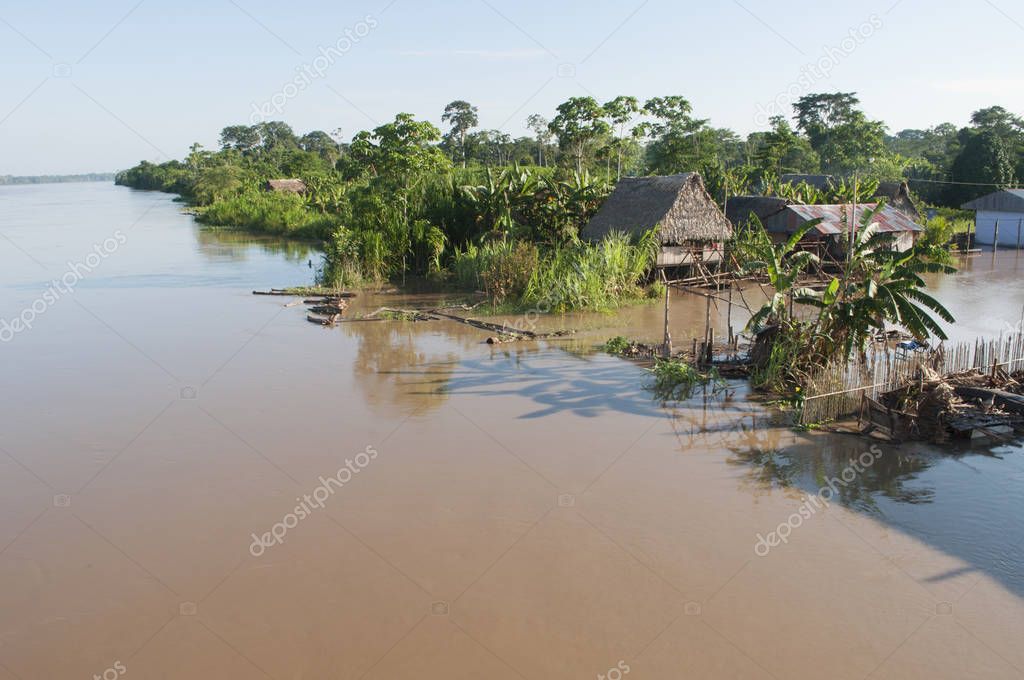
[
  {"x1": 703, "y1": 293, "x2": 712, "y2": 367},
  {"x1": 1017, "y1": 218, "x2": 1022, "y2": 250},
  {"x1": 994, "y1": 220, "x2": 1000, "y2": 254},
  {"x1": 727, "y1": 286, "x2": 734, "y2": 347},
  {"x1": 662, "y1": 272, "x2": 672, "y2": 358}
]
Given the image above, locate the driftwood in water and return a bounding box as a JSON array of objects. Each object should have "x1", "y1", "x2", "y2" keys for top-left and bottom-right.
[{"x1": 428, "y1": 310, "x2": 539, "y2": 338}]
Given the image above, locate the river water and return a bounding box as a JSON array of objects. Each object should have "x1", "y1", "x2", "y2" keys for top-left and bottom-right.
[{"x1": 1, "y1": 182, "x2": 1022, "y2": 679}]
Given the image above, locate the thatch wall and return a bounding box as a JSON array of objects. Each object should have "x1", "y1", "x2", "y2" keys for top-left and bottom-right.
[
  {"x1": 874, "y1": 181, "x2": 920, "y2": 219},
  {"x1": 264, "y1": 179, "x2": 307, "y2": 194},
  {"x1": 581, "y1": 173, "x2": 733, "y2": 245}
]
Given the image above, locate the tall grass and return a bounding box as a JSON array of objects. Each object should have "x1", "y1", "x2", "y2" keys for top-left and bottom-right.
[
  {"x1": 452, "y1": 230, "x2": 657, "y2": 311},
  {"x1": 197, "y1": 190, "x2": 338, "y2": 239},
  {"x1": 522, "y1": 230, "x2": 658, "y2": 311}
]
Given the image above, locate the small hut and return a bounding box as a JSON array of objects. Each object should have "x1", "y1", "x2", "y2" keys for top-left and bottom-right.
[
  {"x1": 761, "y1": 204, "x2": 923, "y2": 255},
  {"x1": 581, "y1": 173, "x2": 733, "y2": 268},
  {"x1": 873, "y1": 181, "x2": 921, "y2": 219},
  {"x1": 264, "y1": 179, "x2": 307, "y2": 194}
]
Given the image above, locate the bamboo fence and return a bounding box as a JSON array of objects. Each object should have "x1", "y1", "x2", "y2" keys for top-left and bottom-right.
[{"x1": 799, "y1": 332, "x2": 1024, "y2": 424}]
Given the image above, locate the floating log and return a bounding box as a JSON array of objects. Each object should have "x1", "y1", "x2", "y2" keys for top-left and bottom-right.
[{"x1": 427, "y1": 310, "x2": 539, "y2": 338}]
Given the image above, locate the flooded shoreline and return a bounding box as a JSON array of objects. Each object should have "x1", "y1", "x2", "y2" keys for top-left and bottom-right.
[{"x1": 1, "y1": 183, "x2": 1022, "y2": 678}]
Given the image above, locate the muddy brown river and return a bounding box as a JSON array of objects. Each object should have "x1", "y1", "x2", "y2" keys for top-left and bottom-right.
[{"x1": 1, "y1": 183, "x2": 1022, "y2": 679}]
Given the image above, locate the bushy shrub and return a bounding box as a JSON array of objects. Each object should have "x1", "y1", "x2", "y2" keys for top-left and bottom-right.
[{"x1": 197, "y1": 190, "x2": 338, "y2": 239}]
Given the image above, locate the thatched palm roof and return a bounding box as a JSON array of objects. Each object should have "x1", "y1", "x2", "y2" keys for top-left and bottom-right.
[
  {"x1": 581, "y1": 173, "x2": 733, "y2": 245},
  {"x1": 873, "y1": 181, "x2": 920, "y2": 219},
  {"x1": 725, "y1": 195, "x2": 792, "y2": 227},
  {"x1": 264, "y1": 179, "x2": 307, "y2": 194}
]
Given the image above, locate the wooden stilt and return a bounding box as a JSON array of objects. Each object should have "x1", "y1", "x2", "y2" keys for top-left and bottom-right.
[{"x1": 662, "y1": 271, "x2": 672, "y2": 358}]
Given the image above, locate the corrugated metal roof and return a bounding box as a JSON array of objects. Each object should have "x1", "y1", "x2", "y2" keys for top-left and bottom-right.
[
  {"x1": 962, "y1": 189, "x2": 1024, "y2": 212},
  {"x1": 780, "y1": 204, "x2": 923, "y2": 235}
]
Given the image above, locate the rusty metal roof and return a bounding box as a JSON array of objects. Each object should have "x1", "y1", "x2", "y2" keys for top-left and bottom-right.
[{"x1": 769, "y1": 204, "x2": 924, "y2": 235}]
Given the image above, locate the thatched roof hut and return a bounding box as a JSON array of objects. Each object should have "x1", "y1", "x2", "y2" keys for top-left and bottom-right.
[
  {"x1": 873, "y1": 181, "x2": 920, "y2": 219},
  {"x1": 581, "y1": 173, "x2": 732, "y2": 246},
  {"x1": 725, "y1": 196, "x2": 792, "y2": 228},
  {"x1": 264, "y1": 179, "x2": 307, "y2": 194}
]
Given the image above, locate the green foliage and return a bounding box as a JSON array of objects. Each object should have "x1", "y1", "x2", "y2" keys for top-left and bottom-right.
[
  {"x1": 116, "y1": 94, "x2": 1019, "y2": 315},
  {"x1": 522, "y1": 230, "x2": 657, "y2": 312},
  {"x1": 603, "y1": 336, "x2": 631, "y2": 355},
  {"x1": 197, "y1": 189, "x2": 339, "y2": 239},
  {"x1": 792, "y1": 93, "x2": 889, "y2": 174},
  {"x1": 946, "y1": 129, "x2": 1016, "y2": 205},
  {"x1": 442, "y1": 100, "x2": 480, "y2": 167},
  {"x1": 452, "y1": 231, "x2": 655, "y2": 311},
  {"x1": 742, "y1": 208, "x2": 957, "y2": 390},
  {"x1": 648, "y1": 360, "x2": 724, "y2": 401},
  {"x1": 549, "y1": 97, "x2": 611, "y2": 173}
]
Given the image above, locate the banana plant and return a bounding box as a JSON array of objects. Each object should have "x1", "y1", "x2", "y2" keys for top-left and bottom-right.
[
  {"x1": 799, "y1": 206, "x2": 956, "y2": 359},
  {"x1": 742, "y1": 217, "x2": 823, "y2": 331}
]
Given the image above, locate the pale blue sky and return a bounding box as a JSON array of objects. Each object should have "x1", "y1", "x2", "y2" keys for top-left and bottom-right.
[{"x1": 1, "y1": 0, "x2": 1022, "y2": 174}]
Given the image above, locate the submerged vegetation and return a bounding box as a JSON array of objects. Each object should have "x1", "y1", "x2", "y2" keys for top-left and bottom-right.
[
  {"x1": 742, "y1": 208, "x2": 956, "y2": 391},
  {"x1": 649, "y1": 360, "x2": 725, "y2": 401}
]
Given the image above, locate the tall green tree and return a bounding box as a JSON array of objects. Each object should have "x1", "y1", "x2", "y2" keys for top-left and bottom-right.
[
  {"x1": 299, "y1": 131, "x2": 342, "y2": 165},
  {"x1": 548, "y1": 97, "x2": 610, "y2": 173},
  {"x1": 639, "y1": 96, "x2": 720, "y2": 175},
  {"x1": 442, "y1": 100, "x2": 479, "y2": 168},
  {"x1": 602, "y1": 96, "x2": 640, "y2": 180},
  {"x1": 347, "y1": 113, "x2": 449, "y2": 185},
  {"x1": 793, "y1": 93, "x2": 887, "y2": 174},
  {"x1": 219, "y1": 125, "x2": 261, "y2": 153},
  {"x1": 751, "y1": 116, "x2": 820, "y2": 178},
  {"x1": 946, "y1": 129, "x2": 1016, "y2": 205},
  {"x1": 526, "y1": 114, "x2": 553, "y2": 166}
]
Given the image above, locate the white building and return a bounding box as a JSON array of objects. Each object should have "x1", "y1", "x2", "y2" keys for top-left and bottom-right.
[{"x1": 962, "y1": 190, "x2": 1024, "y2": 247}]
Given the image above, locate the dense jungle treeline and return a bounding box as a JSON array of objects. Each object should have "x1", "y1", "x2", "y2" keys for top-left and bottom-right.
[{"x1": 115, "y1": 92, "x2": 1022, "y2": 306}]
